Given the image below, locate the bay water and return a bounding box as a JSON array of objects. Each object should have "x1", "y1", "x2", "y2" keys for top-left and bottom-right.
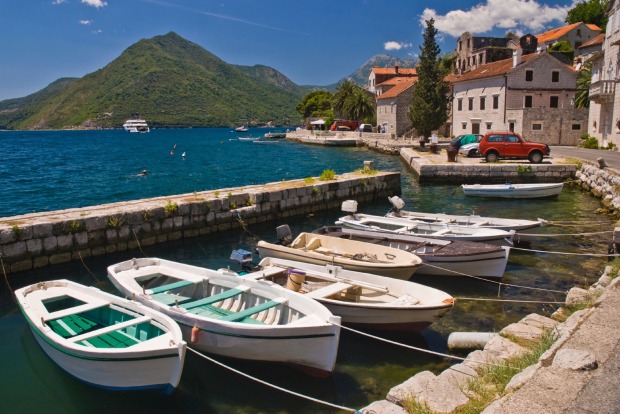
[{"x1": 0, "y1": 128, "x2": 612, "y2": 413}]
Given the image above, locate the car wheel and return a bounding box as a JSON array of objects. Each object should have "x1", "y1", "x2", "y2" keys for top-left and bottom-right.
[
  {"x1": 468, "y1": 149, "x2": 477, "y2": 158},
  {"x1": 528, "y1": 151, "x2": 543, "y2": 164},
  {"x1": 485, "y1": 151, "x2": 499, "y2": 163}
]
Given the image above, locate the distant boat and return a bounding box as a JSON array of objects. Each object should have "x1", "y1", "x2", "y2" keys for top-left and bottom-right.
[
  {"x1": 461, "y1": 183, "x2": 564, "y2": 198},
  {"x1": 238, "y1": 136, "x2": 259, "y2": 141},
  {"x1": 253, "y1": 140, "x2": 279, "y2": 144},
  {"x1": 264, "y1": 131, "x2": 287, "y2": 139},
  {"x1": 235, "y1": 126, "x2": 249, "y2": 132},
  {"x1": 123, "y1": 118, "x2": 150, "y2": 133},
  {"x1": 181, "y1": 152, "x2": 186, "y2": 157},
  {"x1": 15, "y1": 279, "x2": 186, "y2": 393}
]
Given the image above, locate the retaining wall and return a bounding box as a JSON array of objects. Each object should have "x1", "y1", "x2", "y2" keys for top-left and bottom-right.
[
  {"x1": 0, "y1": 171, "x2": 400, "y2": 275},
  {"x1": 400, "y1": 148, "x2": 576, "y2": 184},
  {"x1": 576, "y1": 162, "x2": 620, "y2": 212}
]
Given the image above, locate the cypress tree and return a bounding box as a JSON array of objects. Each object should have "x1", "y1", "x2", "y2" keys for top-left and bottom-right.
[{"x1": 408, "y1": 18, "x2": 451, "y2": 139}]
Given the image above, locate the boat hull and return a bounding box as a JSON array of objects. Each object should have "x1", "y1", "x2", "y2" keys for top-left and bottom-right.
[
  {"x1": 413, "y1": 246, "x2": 509, "y2": 278},
  {"x1": 462, "y1": 183, "x2": 563, "y2": 198}
]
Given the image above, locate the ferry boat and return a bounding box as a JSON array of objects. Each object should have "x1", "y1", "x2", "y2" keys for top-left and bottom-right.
[{"x1": 123, "y1": 118, "x2": 150, "y2": 133}]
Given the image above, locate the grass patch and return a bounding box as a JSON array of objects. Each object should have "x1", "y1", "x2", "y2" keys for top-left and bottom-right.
[
  {"x1": 319, "y1": 169, "x2": 336, "y2": 181},
  {"x1": 304, "y1": 176, "x2": 316, "y2": 184}
]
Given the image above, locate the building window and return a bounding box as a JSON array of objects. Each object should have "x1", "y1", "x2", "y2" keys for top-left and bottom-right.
[
  {"x1": 576, "y1": 29, "x2": 581, "y2": 37},
  {"x1": 572, "y1": 123, "x2": 581, "y2": 130},
  {"x1": 525, "y1": 70, "x2": 533, "y2": 82},
  {"x1": 552, "y1": 71, "x2": 559, "y2": 82},
  {"x1": 486, "y1": 122, "x2": 492, "y2": 130},
  {"x1": 457, "y1": 98, "x2": 463, "y2": 111},
  {"x1": 459, "y1": 41, "x2": 462, "y2": 51},
  {"x1": 493, "y1": 95, "x2": 499, "y2": 109},
  {"x1": 480, "y1": 96, "x2": 486, "y2": 110},
  {"x1": 550, "y1": 96, "x2": 559, "y2": 108},
  {"x1": 462, "y1": 122, "x2": 467, "y2": 130},
  {"x1": 525, "y1": 95, "x2": 533, "y2": 108},
  {"x1": 532, "y1": 123, "x2": 543, "y2": 131},
  {"x1": 509, "y1": 122, "x2": 515, "y2": 132},
  {"x1": 468, "y1": 97, "x2": 474, "y2": 110}
]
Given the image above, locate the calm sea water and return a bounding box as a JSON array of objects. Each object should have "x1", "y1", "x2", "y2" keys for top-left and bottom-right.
[{"x1": 0, "y1": 128, "x2": 613, "y2": 413}]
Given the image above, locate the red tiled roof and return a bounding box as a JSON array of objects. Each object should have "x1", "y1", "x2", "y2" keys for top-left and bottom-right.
[
  {"x1": 372, "y1": 67, "x2": 417, "y2": 76},
  {"x1": 536, "y1": 22, "x2": 601, "y2": 44},
  {"x1": 447, "y1": 54, "x2": 538, "y2": 83},
  {"x1": 579, "y1": 33, "x2": 605, "y2": 48},
  {"x1": 587, "y1": 24, "x2": 601, "y2": 31},
  {"x1": 376, "y1": 78, "x2": 417, "y2": 100},
  {"x1": 376, "y1": 76, "x2": 415, "y2": 87}
]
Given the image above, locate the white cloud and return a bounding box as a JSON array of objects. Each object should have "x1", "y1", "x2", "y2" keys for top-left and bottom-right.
[
  {"x1": 384, "y1": 41, "x2": 413, "y2": 51},
  {"x1": 79, "y1": 20, "x2": 93, "y2": 25},
  {"x1": 421, "y1": 0, "x2": 572, "y2": 38},
  {"x1": 81, "y1": 0, "x2": 108, "y2": 8}
]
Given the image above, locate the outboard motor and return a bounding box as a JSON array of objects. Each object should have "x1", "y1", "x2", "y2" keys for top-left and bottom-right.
[
  {"x1": 276, "y1": 224, "x2": 293, "y2": 246},
  {"x1": 229, "y1": 249, "x2": 254, "y2": 272},
  {"x1": 341, "y1": 200, "x2": 359, "y2": 219},
  {"x1": 388, "y1": 195, "x2": 405, "y2": 216}
]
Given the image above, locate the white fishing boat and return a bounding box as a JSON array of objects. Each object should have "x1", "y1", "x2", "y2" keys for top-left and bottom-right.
[
  {"x1": 461, "y1": 182, "x2": 564, "y2": 198},
  {"x1": 123, "y1": 118, "x2": 150, "y2": 133},
  {"x1": 253, "y1": 139, "x2": 279, "y2": 144},
  {"x1": 256, "y1": 232, "x2": 423, "y2": 280},
  {"x1": 14, "y1": 280, "x2": 186, "y2": 394},
  {"x1": 238, "y1": 136, "x2": 259, "y2": 141},
  {"x1": 336, "y1": 201, "x2": 514, "y2": 246},
  {"x1": 386, "y1": 196, "x2": 542, "y2": 243},
  {"x1": 235, "y1": 125, "x2": 249, "y2": 132},
  {"x1": 313, "y1": 226, "x2": 510, "y2": 279},
  {"x1": 226, "y1": 256, "x2": 454, "y2": 332},
  {"x1": 107, "y1": 257, "x2": 341, "y2": 377}
]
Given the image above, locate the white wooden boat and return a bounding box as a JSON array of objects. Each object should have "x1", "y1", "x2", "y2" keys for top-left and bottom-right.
[
  {"x1": 227, "y1": 257, "x2": 454, "y2": 332},
  {"x1": 14, "y1": 280, "x2": 186, "y2": 394},
  {"x1": 256, "y1": 232, "x2": 423, "y2": 280},
  {"x1": 235, "y1": 125, "x2": 249, "y2": 132},
  {"x1": 107, "y1": 258, "x2": 341, "y2": 377},
  {"x1": 238, "y1": 136, "x2": 259, "y2": 141},
  {"x1": 313, "y1": 226, "x2": 510, "y2": 279},
  {"x1": 337, "y1": 212, "x2": 515, "y2": 246},
  {"x1": 386, "y1": 196, "x2": 542, "y2": 243},
  {"x1": 461, "y1": 182, "x2": 564, "y2": 198}
]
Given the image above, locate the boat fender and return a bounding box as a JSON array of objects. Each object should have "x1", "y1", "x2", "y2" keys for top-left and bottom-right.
[{"x1": 191, "y1": 324, "x2": 200, "y2": 344}]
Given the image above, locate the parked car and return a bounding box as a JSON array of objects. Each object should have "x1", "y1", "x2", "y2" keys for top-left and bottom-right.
[
  {"x1": 458, "y1": 140, "x2": 483, "y2": 158},
  {"x1": 478, "y1": 131, "x2": 550, "y2": 163},
  {"x1": 450, "y1": 134, "x2": 482, "y2": 150},
  {"x1": 331, "y1": 119, "x2": 360, "y2": 131},
  {"x1": 359, "y1": 123, "x2": 373, "y2": 132}
]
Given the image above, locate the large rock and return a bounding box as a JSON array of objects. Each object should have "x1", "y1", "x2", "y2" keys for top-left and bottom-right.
[
  {"x1": 553, "y1": 348, "x2": 598, "y2": 370},
  {"x1": 360, "y1": 400, "x2": 408, "y2": 414},
  {"x1": 484, "y1": 335, "x2": 528, "y2": 360}
]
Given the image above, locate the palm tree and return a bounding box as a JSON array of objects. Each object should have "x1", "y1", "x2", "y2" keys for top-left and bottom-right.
[
  {"x1": 575, "y1": 62, "x2": 591, "y2": 109},
  {"x1": 332, "y1": 80, "x2": 357, "y2": 118},
  {"x1": 345, "y1": 87, "x2": 375, "y2": 122}
]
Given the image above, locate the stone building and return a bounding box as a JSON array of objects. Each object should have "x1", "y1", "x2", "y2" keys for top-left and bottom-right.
[
  {"x1": 376, "y1": 78, "x2": 417, "y2": 136},
  {"x1": 588, "y1": 0, "x2": 620, "y2": 147},
  {"x1": 368, "y1": 66, "x2": 417, "y2": 94},
  {"x1": 448, "y1": 50, "x2": 586, "y2": 145}
]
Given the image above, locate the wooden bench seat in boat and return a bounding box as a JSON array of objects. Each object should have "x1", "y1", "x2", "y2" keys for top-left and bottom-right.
[
  {"x1": 151, "y1": 292, "x2": 193, "y2": 306},
  {"x1": 304, "y1": 282, "x2": 353, "y2": 299},
  {"x1": 220, "y1": 297, "x2": 287, "y2": 323},
  {"x1": 49, "y1": 314, "x2": 99, "y2": 338},
  {"x1": 180, "y1": 285, "x2": 250, "y2": 310},
  {"x1": 146, "y1": 280, "x2": 194, "y2": 294}
]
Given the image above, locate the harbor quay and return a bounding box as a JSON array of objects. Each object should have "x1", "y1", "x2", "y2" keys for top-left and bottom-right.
[{"x1": 0, "y1": 169, "x2": 399, "y2": 275}]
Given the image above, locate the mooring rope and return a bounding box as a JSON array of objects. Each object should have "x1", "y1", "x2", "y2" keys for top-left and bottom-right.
[
  {"x1": 186, "y1": 347, "x2": 361, "y2": 413},
  {"x1": 511, "y1": 246, "x2": 620, "y2": 257},
  {"x1": 77, "y1": 251, "x2": 100, "y2": 283},
  {"x1": 0, "y1": 254, "x2": 16, "y2": 302},
  {"x1": 455, "y1": 297, "x2": 565, "y2": 304},
  {"x1": 131, "y1": 228, "x2": 148, "y2": 258},
  {"x1": 516, "y1": 230, "x2": 613, "y2": 238}
]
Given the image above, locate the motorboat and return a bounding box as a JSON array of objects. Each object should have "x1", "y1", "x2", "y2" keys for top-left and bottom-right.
[
  {"x1": 225, "y1": 256, "x2": 454, "y2": 332},
  {"x1": 461, "y1": 183, "x2": 564, "y2": 198},
  {"x1": 386, "y1": 196, "x2": 542, "y2": 244},
  {"x1": 256, "y1": 230, "x2": 423, "y2": 280},
  {"x1": 14, "y1": 280, "x2": 186, "y2": 394},
  {"x1": 235, "y1": 126, "x2": 249, "y2": 132},
  {"x1": 123, "y1": 118, "x2": 150, "y2": 133},
  {"x1": 237, "y1": 136, "x2": 260, "y2": 141},
  {"x1": 336, "y1": 201, "x2": 515, "y2": 246},
  {"x1": 107, "y1": 257, "x2": 341, "y2": 377},
  {"x1": 313, "y1": 226, "x2": 510, "y2": 279}
]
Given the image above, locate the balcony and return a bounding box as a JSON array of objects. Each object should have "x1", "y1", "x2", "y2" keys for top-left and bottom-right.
[{"x1": 590, "y1": 80, "x2": 616, "y2": 104}]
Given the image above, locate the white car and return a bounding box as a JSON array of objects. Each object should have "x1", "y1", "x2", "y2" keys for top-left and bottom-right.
[{"x1": 458, "y1": 142, "x2": 481, "y2": 158}]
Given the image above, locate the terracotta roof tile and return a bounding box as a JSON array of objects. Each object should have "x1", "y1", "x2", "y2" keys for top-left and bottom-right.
[
  {"x1": 448, "y1": 54, "x2": 538, "y2": 83},
  {"x1": 376, "y1": 76, "x2": 416, "y2": 87},
  {"x1": 372, "y1": 67, "x2": 417, "y2": 76},
  {"x1": 536, "y1": 22, "x2": 581, "y2": 44},
  {"x1": 587, "y1": 24, "x2": 601, "y2": 31},
  {"x1": 579, "y1": 33, "x2": 605, "y2": 48},
  {"x1": 376, "y1": 78, "x2": 417, "y2": 100}
]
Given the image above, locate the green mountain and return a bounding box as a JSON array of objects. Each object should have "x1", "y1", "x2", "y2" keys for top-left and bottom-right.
[
  {"x1": 333, "y1": 54, "x2": 419, "y2": 88},
  {"x1": 0, "y1": 32, "x2": 305, "y2": 130}
]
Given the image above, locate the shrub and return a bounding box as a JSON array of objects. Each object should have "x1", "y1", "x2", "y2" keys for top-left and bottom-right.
[
  {"x1": 579, "y1": 134, "x2": 599, "y2": 149},
  {"x1": 319, "y1": 169, "x2": 336, "y2": 181},
  {"x1": 164, "y1": 200, "x2": 178, "y2": 217}
]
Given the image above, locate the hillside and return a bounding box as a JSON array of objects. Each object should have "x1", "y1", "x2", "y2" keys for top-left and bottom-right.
[
  {"x1": 0, "y1": 33, "x2": 305, "y2": 130},
  {"x1": 333, "y1": 54, "x2": 418, "y2": 88}
]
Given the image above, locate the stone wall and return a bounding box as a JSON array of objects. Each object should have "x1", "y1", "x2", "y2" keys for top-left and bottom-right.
[
  {"x1": 400, "y1": 148, "x2": 576, "y2": 184},
  {"x1": 575, "y1": 162, "x2": 620, "y2": 211},
  {"x1": 0, "y1": 171, "x2": 400, "y2": 275}
]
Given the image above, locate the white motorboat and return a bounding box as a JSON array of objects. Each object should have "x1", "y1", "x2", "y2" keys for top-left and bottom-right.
[
  {"x1": 238, "y1": 136, "x2": 259, "y2": 141},
  {"x1": 313, "y1": 226, "x2": 510, "y2": 279},
  {"x1": 235, "y1": 126, "x2": 249, "y2": 132},
  {"x1": 123, "y1": 118, "x2": 150, "y2": 133},
  {"x1": 227, "y1": 257, "x2": 454, "y2": 332},
  {"x1": 461, "y1": 182, "x2": 564, "y2": 198},
  {"x1": 386, "y1": 196, "x2": 542, "y2": 243},
  {"x1": 15, "y1": 280, "x2": 186, "y2": 394},
  {"x1": 256, "y1": 232, "x2": 423, "y2": 280},
  {"x1": 107, "y1": 257, "x2": 341, "y2": 377}
]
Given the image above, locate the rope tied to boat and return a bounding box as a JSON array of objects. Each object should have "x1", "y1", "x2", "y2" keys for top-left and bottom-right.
[
  {"x1": 511, "y1": 246, "x2": 620, "y2": 257},
  {"x1": 515, "y1": 230, "x2": 613, "y2": 238}
]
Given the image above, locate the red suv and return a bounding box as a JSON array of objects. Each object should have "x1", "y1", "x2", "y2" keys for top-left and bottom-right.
[{"x1": 478, "y1": 131, "x2": 550, "y2": 163}]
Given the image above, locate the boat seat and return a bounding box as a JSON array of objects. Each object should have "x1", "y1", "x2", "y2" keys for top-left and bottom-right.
[
  {"x1": 146, "y1": 280, "x2": 194, "y2": 294},
  {"x1": 48, "y1": 314, "x2": 99, "y2": 338},
  {"x1": 304, "y1": 237, "x2": 322, "y2": 250},
  {"x1": 151, "y1": 292, "x2": 193, "y2": 306},
  {"x1": 69, "y1": 316, "x2": 151, "y2": 345},
  {"x1": 304, "y1": 282, "x2": 353, "y2": 299},
  {"x1": 390, "y1": 294, "x2": 420, "y2": 306},
  {"x1": 433, "y1": 228, "x2": 452, "y2": 235},
  {"x1": 181, "y1": 286, "x2": 250, "y2": 310},
  {"x1": 220, "y1": 297, "x2": 287, "y2": 322}
]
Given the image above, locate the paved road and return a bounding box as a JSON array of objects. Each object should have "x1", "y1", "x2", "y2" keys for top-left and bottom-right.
[{"x1": 551, "y1": 146, "x2": 620, "y2": 169}]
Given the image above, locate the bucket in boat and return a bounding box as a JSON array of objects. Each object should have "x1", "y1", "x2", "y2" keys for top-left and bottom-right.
[{"x1": 286, "y1": 270, "x2": 306, "y2": 292}]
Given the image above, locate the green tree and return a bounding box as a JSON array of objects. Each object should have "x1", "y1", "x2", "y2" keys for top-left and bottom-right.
[
  {"x1": 296, "y1": 90, "x2": 333, "y2": 118},
  {"x1": 575, "y1": 62, "x2": 592, "y2": 109},
  {"x1": 566, "y1": 0, "x2": 609, "y2": 31},
  {"x1": 548, "y1": 40, "x2": 575, "y2": 62},
  {"x1": 332, "y1": 80, "x2": 357, "y2": 118},
  {"x1": 408, "y1": 18, "x2": 451, "y2": 139},
  {"x1": 332, "y1": 80, "x2": 376, "y2": 122}
]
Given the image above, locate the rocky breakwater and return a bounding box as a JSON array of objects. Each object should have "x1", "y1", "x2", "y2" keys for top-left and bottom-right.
[
  {"x1": 361, "y1": 264, "x2": 619, "y2": 414},
  {"x1": 0, "y1": 169, "x2": 400, "y2": 275},
  {"x1": 576, "y1": 161, "x2": 620, "y2": 212}
]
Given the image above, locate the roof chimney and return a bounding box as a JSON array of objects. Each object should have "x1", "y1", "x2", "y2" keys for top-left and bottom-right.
[
  {"x1": 394, "y1": 65, "x2": 399, "y2": 74},
  {"x1": 513, "y1": 48, "x2": 522, "y2": 68}
]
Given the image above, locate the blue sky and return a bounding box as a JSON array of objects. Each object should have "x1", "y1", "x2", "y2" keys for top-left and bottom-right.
[{"x1": 0, "y1": 0, "x2": 579, "y2": 100}]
